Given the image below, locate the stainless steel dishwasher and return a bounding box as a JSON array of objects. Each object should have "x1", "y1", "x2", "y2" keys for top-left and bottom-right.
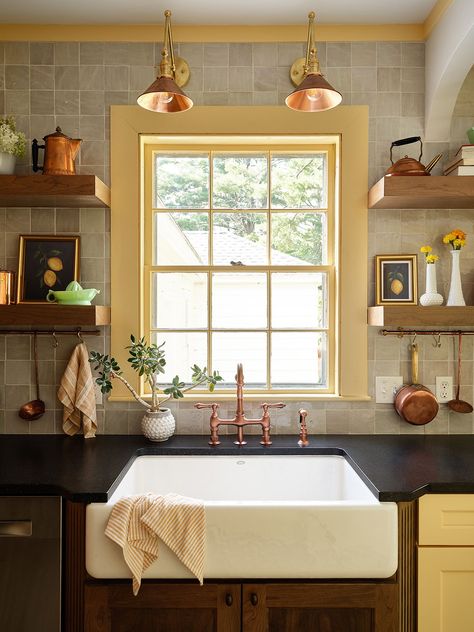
[{"x1": 0, "y1": 496, "x2": 61, "y2": 632}]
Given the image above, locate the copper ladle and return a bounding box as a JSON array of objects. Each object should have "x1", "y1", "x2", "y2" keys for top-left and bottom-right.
[
  {"x1": 19, "y1": 332, "x2": 46, "y2": 420},
  {"x1": 448, "y1": 333, "x2": 473, "y2": 414}
]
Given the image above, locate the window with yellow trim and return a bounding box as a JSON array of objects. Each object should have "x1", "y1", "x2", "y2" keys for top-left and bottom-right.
[{"x1": 143, "y1": 139, "x2": 337, "y2": 396}]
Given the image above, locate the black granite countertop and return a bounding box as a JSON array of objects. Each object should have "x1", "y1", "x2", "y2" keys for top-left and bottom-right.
[{"x1": 1, "y1": 434, "x2": 474, "y2": 502}]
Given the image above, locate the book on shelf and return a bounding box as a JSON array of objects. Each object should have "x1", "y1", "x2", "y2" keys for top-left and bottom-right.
[
  {"x1": 446, "y1": 165, "x2": 474, "y2": 176},
  {"x1": 443, "y1": 156, "x2": 474, "y2": 174},
  {"x1": 443, "y1": 145, "x2": 474, "y2": 174},
  {"x1": 455, "y1": 144, "x2": 474, "y2": 158}
]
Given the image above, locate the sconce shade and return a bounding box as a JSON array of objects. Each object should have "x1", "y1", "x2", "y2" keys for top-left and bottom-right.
[
  {"x1": 137, "y1": 75, "x2": 193, "y2": 113},
  {"x1": 285, "y1": 72, "x2": 342, "y2": 112},
  {"x1": 137, "y1": 9, "x2": 193, "y2": 114}
]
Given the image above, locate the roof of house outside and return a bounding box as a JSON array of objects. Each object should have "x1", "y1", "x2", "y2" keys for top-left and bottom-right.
[{"x1": 185, "y1": 227, "x2": 307, "y2": 265}]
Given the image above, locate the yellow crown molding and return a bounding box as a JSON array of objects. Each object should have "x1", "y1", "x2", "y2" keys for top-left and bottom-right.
[
  {"x1": 0, "y1": 23, "x2": 424, "y2": 42},
  {"x1": 423, "y1": 0, "x2": 455, "y2": 39}
]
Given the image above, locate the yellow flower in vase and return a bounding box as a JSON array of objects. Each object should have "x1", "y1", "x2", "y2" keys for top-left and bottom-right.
[
  {"x1": 443, "y1": 229, "x2": 467, "y2": 250},
  {"x1": 443, "y1": 230, "x2": 467, "y2": 305},
  {"x1": 420, "y1": 245, "x2": 439, "y2": 263}
]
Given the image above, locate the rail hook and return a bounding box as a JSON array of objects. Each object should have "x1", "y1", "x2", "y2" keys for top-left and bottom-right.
[
  {"x1": 51, "y1": 331, "x2": 59, "y2": 348},
  {"x1": 76, "y1": 329, "x2": 84, "y2": 343},
  {"x1": 432, "y1": 332, "x2": 442, "y2": 348}
]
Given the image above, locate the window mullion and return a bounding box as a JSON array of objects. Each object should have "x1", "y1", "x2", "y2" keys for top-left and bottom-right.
[{"x1": 208, "y1": 150, "x2": 213, "y2": 373}]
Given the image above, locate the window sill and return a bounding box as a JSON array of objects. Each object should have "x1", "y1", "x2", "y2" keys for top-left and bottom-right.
[{"x1": 108, "y1": 393, "x2": 372, "y2": 403}]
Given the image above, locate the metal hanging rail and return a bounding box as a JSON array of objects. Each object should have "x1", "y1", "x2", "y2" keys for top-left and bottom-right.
[
  {"x1": 0, "y1": 328, "x2": 100, "y2": 336},
  {"x1": 381, "y1": 329, "x2": 474, "y2": 338}
]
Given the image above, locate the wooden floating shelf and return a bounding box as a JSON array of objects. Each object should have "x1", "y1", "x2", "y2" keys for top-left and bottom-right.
[
  {"x1": 368, "y1": 176, "x2": 474, "y2": 209},
  {"x1": 0, "y1": 175, "x2": 110, "y2": 208},
  {"x1": 368, "y1": 305, "x2": 474, "y2": 327},
  {"x1": 0, "y1": 304, "x2": 110, "y2": 326}
]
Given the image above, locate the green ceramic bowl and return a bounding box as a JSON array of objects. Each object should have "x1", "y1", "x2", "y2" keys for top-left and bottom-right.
[{"x1": 46, "y1": 288, "x2": 100, "y2": 305}]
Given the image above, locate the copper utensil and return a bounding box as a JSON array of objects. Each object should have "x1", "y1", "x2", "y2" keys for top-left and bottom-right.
[
  {"x1": 394, "y1": 342, "x2": 439, "y2": 425},
  {"x1": 19, "y1": 333, "x2": 46, "y2": 421},
  {"x1": 0, "y1": 270, "x2": 15, "y2": 305},
  {"x1": 448, "y1": 333, "x2": 473, "y2": 414},
  {"x1": 385, "y1": 137, "x2": 441, "y2": 176},
  {"x1": 32, "y1": 126, "x2": 81, "y2": 176}
]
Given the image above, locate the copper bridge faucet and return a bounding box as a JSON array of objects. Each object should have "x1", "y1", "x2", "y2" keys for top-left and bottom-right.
[{"x1": 195, "y1": 363, "x2": 286, "y2": 446}]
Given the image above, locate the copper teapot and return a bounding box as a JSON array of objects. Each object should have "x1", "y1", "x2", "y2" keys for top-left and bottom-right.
[
  {"x1": 32, "y1": 127, "x2": 81, "y2": 176},
  {"x1": 385, "y1": 136, "x2": 442, "y2": 176}
]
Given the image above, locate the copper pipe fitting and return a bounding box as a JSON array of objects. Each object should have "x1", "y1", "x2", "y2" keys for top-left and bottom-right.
[
  {"x1": 194, "y1": 363, "x2": 286, "y2": 446},
  {"x1": 298, "y1": 409, "x2": 309, "y2": 447}
]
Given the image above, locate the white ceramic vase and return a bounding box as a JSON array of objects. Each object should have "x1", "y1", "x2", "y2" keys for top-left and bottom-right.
[
  {"x1": 141, "y1": 407, "x2": 176, "y2": 442},
  {"x1": 0, "y1": 152, "x2": 16, "y2": 175},
  {"x1": 447, "y1": 249, "x2": 466, "y2": 306},
  {"x1": 419, "y1": 263, "x2": 443, "y2": 306}
]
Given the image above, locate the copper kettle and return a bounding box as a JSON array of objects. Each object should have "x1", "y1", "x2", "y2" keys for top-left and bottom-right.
[
  {"x1": 32, "y1": 127, "x2": 81, "y2": 176},
  {"x1": 385, "y1": 136, "x2": 442, "y2": 177}
]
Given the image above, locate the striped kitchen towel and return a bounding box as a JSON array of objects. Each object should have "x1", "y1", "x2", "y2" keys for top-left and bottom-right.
[
  {"x1": 58, "y1": 342, "x2": 97, "y2": 439},
  {"x1": 105, "y1": 493, "x2": 206, "y2": 595}
]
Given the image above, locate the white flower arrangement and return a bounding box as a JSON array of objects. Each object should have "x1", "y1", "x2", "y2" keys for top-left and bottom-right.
[{"x1": 0, "y1": 116, "x2": 26, "y2": 158}]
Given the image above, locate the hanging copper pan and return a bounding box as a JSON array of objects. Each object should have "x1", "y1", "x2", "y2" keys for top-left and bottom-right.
[{"x1": 394, "y1": 343, "x2": 439, "y2": 425}]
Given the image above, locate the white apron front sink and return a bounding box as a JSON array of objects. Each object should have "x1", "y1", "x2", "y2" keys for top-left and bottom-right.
[{"x1": 86, "y1": 455, "x2": 398, "y2": 580}]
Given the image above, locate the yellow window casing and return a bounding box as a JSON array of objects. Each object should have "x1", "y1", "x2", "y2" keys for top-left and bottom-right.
[{"x1": 110, "y1": 105, "x2": 369, "y2": 402}]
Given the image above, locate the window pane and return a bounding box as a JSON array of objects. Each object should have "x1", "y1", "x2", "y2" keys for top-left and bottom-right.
[
  {"x1": 271, "y1": 212, "x2": 327, "y2": 265},
  {"x1": 152, "y1": 332, "x2": 207, "y2": 385},
  {"x1": 213, "y1": 213, "x2": 267, "y2": 265},
  {"x1": 272, "y1": 272, "x2": 327, "y2": 329},
  {"x1": 212, "y1": 155, "x2": 268, "y2": 209},
  {"x1": 271, "y1": 332, "x2": 327, "y2": 388},
  {"x1": 212, "y1": 273, "x2": 267, "y2": 329},
  {"x1": 154, "y1": 212, "x2": 209, "y2": 265},
  {"x1": 152, "y1": 272, "x2": 207, "y2": 329},
  {"x1": 212, "y1": 332, "x2": 267, "y2": 388},
  {"x1": 271, "y1": 154, "x2": 327, "y2": 209},
  {"x1": 154, "y1": 154, "x2": 209, "y2": 209}
]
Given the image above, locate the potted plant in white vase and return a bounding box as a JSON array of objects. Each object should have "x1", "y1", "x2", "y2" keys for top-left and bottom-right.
[
  {"x1": 0, "y1": 116, "x2": 26, "y2": 174},
  {"x1": 90, "y1": 335, "x2": 223, "y2": 441}
]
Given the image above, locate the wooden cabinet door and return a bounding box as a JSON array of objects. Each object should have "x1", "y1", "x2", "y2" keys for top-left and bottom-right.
[
  {"x1": 242, "y1": 582, "x2": 398, "y2": 632},
  {"x1": 418, "y1": 547, "x2": 474, "y2": 632},
  {"x1": 85, "y1": 583, "x2": 240, "y2": 632}
]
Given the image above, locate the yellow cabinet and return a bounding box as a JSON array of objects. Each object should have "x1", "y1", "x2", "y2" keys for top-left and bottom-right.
[
  {"x1": 418, "y1": 495, "x2": 474, "y2": 632},
  {"x1": 418, "y1": 547, "x2": 474, "y2": 632}
]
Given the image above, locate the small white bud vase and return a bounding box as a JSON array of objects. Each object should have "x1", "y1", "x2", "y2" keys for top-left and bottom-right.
[
  {"x1": 420, "y1": 263, "x2": 443, "y2": 306},
  {"x1": 0, "y1": 152, "x2": 16, "y2": 175},
  {"x1": 141, "y1": 408, "x2": 176, "y2": 442},
  {"x1": 447, "y1": 249, "x2": 466, "y2": 306}
]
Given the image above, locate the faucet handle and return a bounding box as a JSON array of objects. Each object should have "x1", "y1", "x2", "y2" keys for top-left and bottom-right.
[
  {"x1": 195, "y1": 402, "x2": 219, "y2": 414},
  {"x1": 261, "y1": 402, "x2": 286, "y2": 411}
]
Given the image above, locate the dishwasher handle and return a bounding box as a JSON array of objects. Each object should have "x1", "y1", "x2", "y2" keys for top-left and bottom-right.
[{"x1": 0, "y1": 520, "x2": 32, "y2": 537}]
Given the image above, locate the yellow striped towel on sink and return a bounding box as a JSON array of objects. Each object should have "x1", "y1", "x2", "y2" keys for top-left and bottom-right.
[{"x1": 105, "y1": 493, "x2": 205, "y2": 595}]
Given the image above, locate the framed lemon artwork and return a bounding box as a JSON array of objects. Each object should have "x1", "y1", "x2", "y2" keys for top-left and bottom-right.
[
  {"x1": 375, "y1": 254, "x2": 417, "y2": 306},
  {"x1": 17, "y1": 235, "x2": 80, "y2": 303}
]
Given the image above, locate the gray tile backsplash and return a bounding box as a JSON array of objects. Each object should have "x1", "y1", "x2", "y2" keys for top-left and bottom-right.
[{"x1": 0, "y1": 39, "x2": 472, "y2": 436}]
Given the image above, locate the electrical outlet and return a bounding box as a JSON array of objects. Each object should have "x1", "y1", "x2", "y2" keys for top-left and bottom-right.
[
  {"x1": 94, "y1": 382, "x2": 103, "y2": 405},
  {"x1": 436, "y1": 376, "x2": 453, "y2": 403},
  {"x1": 375, "y1": 376, "x2": 404, "y2": 403}
]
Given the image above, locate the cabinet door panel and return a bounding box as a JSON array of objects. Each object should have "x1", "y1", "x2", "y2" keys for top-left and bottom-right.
[
  {"x1": 243, "y1": 583, "x2": 397, "y2": 632},
  {"x1": 419, "y1": 495, "x2": 474, "y2": 546},
  {"x1": 268, "y1": 607, "x2": 373, "y2": 632},
  {"x1": 85, "y1": 583, "x2": 240, "y2": 632},
  {"x1": 418, "y1": 547, "x2": 474, "y2": 632}
]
